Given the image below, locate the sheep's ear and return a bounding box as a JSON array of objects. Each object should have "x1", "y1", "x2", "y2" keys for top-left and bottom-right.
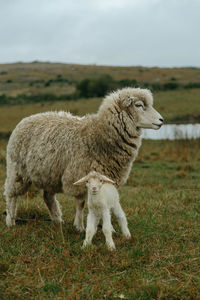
[
  {"x1": 101, "y1": 175, "x2": 115, "y2": 184},
  {"x1": 73, "y1": 176, "x2": 88, "y2": 185},
  {"x1": 125, "y1": 97, "x2": 135, "y2": 107}
]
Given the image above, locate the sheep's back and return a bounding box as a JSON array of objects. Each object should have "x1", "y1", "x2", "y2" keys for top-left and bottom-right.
[{"x1": 6, "y1": 112, "x2": 90, "y2": 192}]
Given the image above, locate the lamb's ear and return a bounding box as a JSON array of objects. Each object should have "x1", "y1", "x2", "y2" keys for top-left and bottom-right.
[
  {"x1": 73, "y1": 176, "x2": 88, "y2": 185},
  {"x1": 125, "y1": 97, "x2": 135, "y2": 107},
  {"x1": 101, "y1": 175, "x2": 115, "y2": 184}
]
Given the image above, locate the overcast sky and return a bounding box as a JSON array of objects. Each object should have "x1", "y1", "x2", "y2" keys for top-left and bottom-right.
[{"x1": 0, "y1": 0, "x2": 199, "y2": 67}]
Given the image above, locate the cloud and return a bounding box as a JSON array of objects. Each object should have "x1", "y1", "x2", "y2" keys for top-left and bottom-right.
[{"x1": 0, "y1": 0, "x2": 199, "y2": 66}]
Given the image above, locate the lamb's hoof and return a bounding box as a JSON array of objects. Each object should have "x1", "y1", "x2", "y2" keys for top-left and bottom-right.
[
  {"x1": 123, "y1": 230, "x2": 131, "y2": 239},
  {"x1": 82, "y1": 241, "x2": 92, "y2": 249},
  {"x1": 124, "y1": 233, "x2": 131, "y2": 240},
  {"x1": 73, "y1": 223, "x2": 85, "y2": 232},
  {"x1": 6, "y1": 215, "x2": 16, "y2": 227},
  {"x1": 107, "y1": 243, "x2": 116, "y2": 251}
]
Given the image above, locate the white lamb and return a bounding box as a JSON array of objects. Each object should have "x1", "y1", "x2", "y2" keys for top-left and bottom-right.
[{"x1": 73, "y1": 171, "x2": 131, "y2": 250}]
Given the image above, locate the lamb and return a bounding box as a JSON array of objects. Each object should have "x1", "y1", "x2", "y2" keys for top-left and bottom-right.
[
  {"x1": 73, "y1": 171, "x2": 131, "y2": 250},
  {"x1": 4, "y1": 87, "x2": 163, "y2": 228}
]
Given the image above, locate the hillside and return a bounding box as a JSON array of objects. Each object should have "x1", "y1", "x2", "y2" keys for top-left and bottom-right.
[{"x1": 0, "y1": 62, "x2": 200, "y2": 97}]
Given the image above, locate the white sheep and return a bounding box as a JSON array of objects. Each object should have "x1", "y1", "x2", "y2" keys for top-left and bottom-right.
[
  {"x1": 74, "y1": 171, "x2": 131, "y2": 250},
  {"x1": 4, "y1": 87, "x2": 163, "y2": 228}
]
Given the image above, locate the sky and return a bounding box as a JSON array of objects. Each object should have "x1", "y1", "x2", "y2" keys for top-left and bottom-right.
[{"x1": 0, "y1": 0, "x2": 200, "y2": 67}]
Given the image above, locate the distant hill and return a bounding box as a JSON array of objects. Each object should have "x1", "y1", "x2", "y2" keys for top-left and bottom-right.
[{"x1": 0, "y1": 62, "x2": 200, "y2": 97}]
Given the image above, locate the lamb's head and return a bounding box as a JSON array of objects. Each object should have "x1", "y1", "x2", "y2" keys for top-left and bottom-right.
[
  {"x1": 73, "y1": 171, "x2": 115, "y2": 195},
  {"x1": 100, "y1": 87, "x2": 163, "y2": 130}
]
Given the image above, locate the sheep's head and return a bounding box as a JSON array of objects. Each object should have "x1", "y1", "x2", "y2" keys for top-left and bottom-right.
[
  {"x1": 123, "y1": 90, "x2": 164, "y2": 130},
  {"x1": 100, "y1": 88, "x2": 164, "y2": 130},
  {"x1": 73, "y1": 171, "x2": 115, "y2": 195}
]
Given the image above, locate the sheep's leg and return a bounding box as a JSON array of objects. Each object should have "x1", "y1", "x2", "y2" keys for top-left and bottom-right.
[
  {"x1": 4, "y1": 170, "x2": 30, "y2": 227},
  {"x1": 43, "y1": 191, "x2": 63, "y2": 223},
  {"x1": 102, "y1": 210, "x2": 116, "y2": 250},
  {"x1": 73, "y1": 197, "x2": 85, "y2": 232},
  {"x1": 82, "y1": 212, "x2": 98, "y2": 248},
  {"x1": 112, "y1": 202, "x2": 131, "y2": 239},
  {"x1": 6, "y1": 195, "x2": 18, "y2": 227}
]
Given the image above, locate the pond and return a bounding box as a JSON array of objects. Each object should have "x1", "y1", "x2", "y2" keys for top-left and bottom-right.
[{"x1": 142, "y1": 124, "x2": 200, "y2": 140}]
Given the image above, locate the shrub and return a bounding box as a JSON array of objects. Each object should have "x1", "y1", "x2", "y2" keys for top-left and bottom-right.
[
  {"x1": 151, "y1": 83, "x2": 163, "y2": 91},
  {"x1": 76, "y1": 75, "x2": 116, "y2": 98},
  {"x1": 0, "y1": 94, "x2": 8, "y2": 105},
  {"x1": 184, "y1": 82, "x2": 200, "y2": 89},
  {"x1": 170, "y1": 77, "x2": 176, "y2": 81},
  {"x1": 76, "y1": 79, "x2": 91, "y2": 97},
  {"x1": 163, "y1": 82, "x2": 180, "y2": 90}
]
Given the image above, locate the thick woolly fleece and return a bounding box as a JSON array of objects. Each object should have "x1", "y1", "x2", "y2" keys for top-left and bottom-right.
[{"x1": 4, "y1": 88, "x2": 153, "y2": 200}]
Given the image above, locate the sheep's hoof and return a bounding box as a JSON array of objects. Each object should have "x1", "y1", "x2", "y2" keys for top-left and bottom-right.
[
  {"x1": 52, "y1": 217, "x2": 64, "y2": 224},
  {"x1": 6, "y1": 215, "x2": 16, "y2": 227},
  {"x1": 111, "y1": 225, "x2": 116, "y2": 233}
]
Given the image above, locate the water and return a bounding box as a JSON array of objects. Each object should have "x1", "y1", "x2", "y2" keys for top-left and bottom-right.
[{"x1": 142, "y1": 124, "x2": 200, "y2": 140}]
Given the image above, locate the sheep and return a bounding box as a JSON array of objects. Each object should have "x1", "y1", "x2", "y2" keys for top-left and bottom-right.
[
  {"x1": 73, "y1": 171, "x2": 131, "y2": 250},
  {"x1": 4, "y1": 87, "x2": 163, "y2": 228}
]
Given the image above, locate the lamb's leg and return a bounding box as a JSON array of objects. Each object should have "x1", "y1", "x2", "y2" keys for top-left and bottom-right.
[
  {"x1": 82, "y1": 212, "x2": 98, "y2": 248},
  {"x1": 102, "y1": 210, "x2": 116, "y2": 250},
  {"x1": 6, "y1": 195, "x2": 18, "y2": 227},
  {"x1": 73, "y1": 197, "x2": 85, "y2": 232},
  {"x1": 112, "y1": 202, "x2": 131, "y2": 239},
  {"x1": 43, "y1": 191, "x2": 63, "y2": 223}
]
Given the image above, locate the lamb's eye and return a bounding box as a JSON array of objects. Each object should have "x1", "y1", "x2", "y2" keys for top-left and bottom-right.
[
  {"x1": 100, "y1": 179, "x2": 103, "y2": 183},
  {"x1": 86, "y1": 180, "x2": 88, "y2": 184}
]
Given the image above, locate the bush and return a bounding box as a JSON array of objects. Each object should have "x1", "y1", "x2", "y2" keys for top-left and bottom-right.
[
  {"x1": 0, "y1": 94, "x2": 8, "y2": 105},
  {"x1": 163, "y1": 82, "x2": 180, "y2": 90},
  {"x1": 151, "y1": 83, "x2": 163, "y2": 91},
  {"x1": 44, "y1": 76, "x2": 76, "y2": 87},
  {"x1": 184, "y1": 82, "x2": 200, "y2": 89},
  {"x1": 170, "y1": 77, "x2": 176, "y2": 81},
  {"x1": 76, "y1": 75, "x2": 116, "y2": 98}
]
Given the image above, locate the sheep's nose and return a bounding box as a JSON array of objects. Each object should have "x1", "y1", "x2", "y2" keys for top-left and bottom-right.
[
  {"x1": 92, "y1": 187, "x2": 97, "y2": 191},
  {"x1": 159, "y1": 118, "x2": 164, "y2": 123}
]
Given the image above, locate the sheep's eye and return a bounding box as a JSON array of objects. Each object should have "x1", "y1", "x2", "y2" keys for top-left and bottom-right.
[
  {"x1": 100, "y1": 179, "x2": 103, "y2": 183},
  {"x1": 135, "y1": 103, "x2": 144, "y2": 108},
  {"x1": 86, "y1": 180, "x2": 88, "y2": 184}
]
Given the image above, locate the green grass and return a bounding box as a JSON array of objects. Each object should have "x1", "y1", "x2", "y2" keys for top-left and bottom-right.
[
  {"x1": 0, "y1": 138, "x2": 200, "y2": 299},
  {"x1": 154, "y1": 89, "x2": 200, "y2": 123},
  {"x1": 0, "y1": 85, "x2": 199, "y2": 298}
]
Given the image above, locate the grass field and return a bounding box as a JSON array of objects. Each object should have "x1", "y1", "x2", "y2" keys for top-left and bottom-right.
[
  {"x1": 0, "y1": 75, "x2": 200, "y2": 298},
  {"x1": 0, "y1": 137, "x2": 200, "y2": 299}
]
